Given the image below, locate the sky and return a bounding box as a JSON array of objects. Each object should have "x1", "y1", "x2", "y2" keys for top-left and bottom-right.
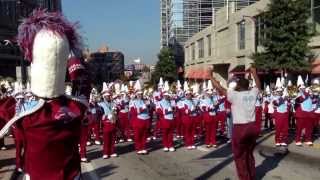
[{"x1": 62, "y1": 0, "x2": 160, "y2": 65}]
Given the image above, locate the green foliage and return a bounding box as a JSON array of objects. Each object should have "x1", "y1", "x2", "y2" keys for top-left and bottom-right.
[
  {"x1": 151, "y1": 48, "x2": 177, "y2": 84},
  {"x1": 252, "y1": 0, "x2": 314, "y2": 72}
]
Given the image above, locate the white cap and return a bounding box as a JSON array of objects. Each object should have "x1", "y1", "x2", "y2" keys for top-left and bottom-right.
[
  {"x1": 114, "y1": 83, "x2": 121, "y2": 95},
  {"x1": 202, "y1": 81, "x2": 207, "y2": 92},
  {"x1": 163, "y1": 81, "x2": 170, "y2": 95},
  {"x1": 101, "y1": 82, "x2": 111, "y2": 96},
  {"x1": 287, "y1": 80, "x2": 293, "y2": 87},
  {"x1": 184, "y1": 81, "x2": 191, "y2": 94},
  {"x1": 158, "y1": 77, "x2": 164, "y2": 89},
  {"x1": 275, "y1": 77, "x2": 282, "y2": 89},
  {"x1": 297, "y1": 75, "x2": 305, "y2": 88},
  {"x1": 134, "y1": 80, "x2": 142, "y2": 94},
  {"x1": 176, "y1": 80, "x2": 182, "y2": 90},
  {"x1": 192, "y1": 83, "x2": 200, "y2": 95},
  {"x1": 265, "y1": 85, "x2": 271, "y2": 94}
]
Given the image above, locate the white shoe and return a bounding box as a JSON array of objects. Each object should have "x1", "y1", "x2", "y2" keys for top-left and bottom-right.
[
  {"x1": 141, "y1": 150, "x2": 148, "y2": 154},
  {"x1": 86, "y1": 141, "x2": 92, "y2": 146},
  {"x1": 147, "y1": 137, "x2": 151, "y2": 141},
  {"x1": 187, "y1": 146, "x2": 192, "y2": 150},
  {"x1": 305, "y1": 141, "x2": 313, "y2": 146},
  {"x1": 81, "y1": 158, "x2": 88, "y2": 162},
  {"x1": 281, "y1": 143, "x2": 287, "y2": 146},
  {"x1": 102, "y1": 155, "x2": 109, "y2": 159},
  {"x1": 1, "y1": 146, "x2": 7, "y2": 150},
  {"x1": 176, "y1": 135, "x2": 181, "y2": 138},
  {"x1": 191, "y1": 145, "x2": 196, "y2": 149},
  {"x1": 275, "y1": 143, "x2": 281, "y2": 147},
  {"x1": 137, "y1": 150, "x2": 143, "y2": 155},
  {"x1": 163, "y1": 147, "x2": 169, "y2": 152},
  {"x1": 152, "y1": 136, "x2": 157, "y2": 140},
  {"x1": 95, "y1": 140, "x2": 101, "y2": 145},
  {"x1": 169, "y1": 147, "x2": 175, "y2": 152},
  {"x1": 17, "y1": 168, "x2": 23, "y2": 172},
  {"x1": 127, "y1": 139, "x2": 133, "y2": 142},
  {"x1": 295, "y1": 142, "x2": 302, "y2": 146},
  {"x1": 111, "y1": 153, "x2": 118, "y2": 157},
  {"x1": 119, "y1": 139, "x2": 125, "y2": 143}
]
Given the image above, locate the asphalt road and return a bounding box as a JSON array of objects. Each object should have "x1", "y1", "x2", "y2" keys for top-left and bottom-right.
[{"x1": 81, "y1": 132, "x2": 320, "y2": 180}]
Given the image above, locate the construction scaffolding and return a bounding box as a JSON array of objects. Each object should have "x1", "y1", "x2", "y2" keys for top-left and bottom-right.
[{"x1": 160, "y1": 0, "x2": 261, "y2": 48}]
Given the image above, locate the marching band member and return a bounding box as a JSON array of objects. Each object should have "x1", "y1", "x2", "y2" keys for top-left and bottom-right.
[
  {"x1": 200, "y1": 80, "x2": 218, "y2": 148},
  {"x1": 130, "y1": 80, "x2": 151, "y2": 154},
  {"x1": 175, "y1": 80, "x2": 184, "y2": 139},
  {"x1": 117, "y1": 84, "x2": 131, "y2": 142},
  {"x1": 181, "y1": 81, "x2": 197, "y2": 150},
  {"x1": 192, "y1": 83, "x2": 203, "y2": 138},
  {"x1": 157, "y1": 81, "x2": 175, "y2": 152},
  {"x1": 88, "y1": 88, "x2": 102, "y2": 145},
  {"x1": 263, "y1": 86, "x2": 274, "y2": 130},
  {"x1": 272, "y1": 78, "x2": 289, "y2": 146},
  {"x1": 0, "y1": 10, "x2": 88, "y2": 179},
  {"x1": 295, "y1": 76, "x2": 315, "y2": 146},
  {"x1": 99, "y1": 83, "x2": 118, "y2": 158}
]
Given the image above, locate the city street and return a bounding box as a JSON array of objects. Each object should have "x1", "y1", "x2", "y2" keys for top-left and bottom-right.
[
  {"x1": 1, "y1": 130, "x2": 320, "y2": 180},
  {"x1": 79, "y1": 130, "x2": 320, "y2": 180}
]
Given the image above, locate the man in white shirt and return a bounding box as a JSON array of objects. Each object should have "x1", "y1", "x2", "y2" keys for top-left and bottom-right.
[{"x1": 210, "y1": 67, "x2": 261, "y2": 180}]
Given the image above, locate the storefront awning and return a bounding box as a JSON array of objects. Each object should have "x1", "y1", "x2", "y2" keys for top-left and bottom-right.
[
  {"x1": 185, "y1": 67, "x2": 211, "y2": 79},
  {"x1": 312, "y1": 59, "x2": 320, "y2": 74}
]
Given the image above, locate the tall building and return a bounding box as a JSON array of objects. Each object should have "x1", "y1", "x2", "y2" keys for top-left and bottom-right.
[
  {"x1": 160, "y1": 0, "x2": 260, "y2": 77},
  {"x1": 0, "y1": 0, "x2": 62, "y2": 80}
]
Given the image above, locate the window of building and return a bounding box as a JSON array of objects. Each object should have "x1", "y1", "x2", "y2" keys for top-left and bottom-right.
[
  {"x1": 191, "y1": 43, "x2": 195, "y2": 60},
  {"x1": 255, "y1": 15, "x2": 267, "y2": 47},
  {"x1": 238, "y1": 21, "x2": 246, "y2": 50},
  {"x1": 207, "y1": 35, "x2": 212, "y2": 56},
  {"x1": 313, "y1": 0, "x2": 320, "y2": 33},
  {"x1": 198, "y1": 38, "x2": 204, "y2": 58}
]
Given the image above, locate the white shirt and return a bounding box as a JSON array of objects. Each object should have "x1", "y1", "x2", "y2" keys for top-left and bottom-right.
[{"x1": 227, "y1": 87, "x2": 259, "y2": 124}]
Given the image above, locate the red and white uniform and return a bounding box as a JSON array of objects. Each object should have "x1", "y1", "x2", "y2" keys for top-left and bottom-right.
[
  {"x1": 272, "y1": 96, "x2": 290, "y2": 144},
  {"x1": 181, "y1": 99, "x2": 197, "y2": 147},
  {"x1": 157, "y1": 98, "x2": 175, "y2": 148},
  {"x1": 116, "y1": 95, "x2": 130, "y2": 141},
  {"x1": 200, "y1": 97, "x2": 218, "y2": 146}
]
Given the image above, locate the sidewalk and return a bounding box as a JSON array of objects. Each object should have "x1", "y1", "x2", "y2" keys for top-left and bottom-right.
[{"x1": 1, "y1": 130, "x2": 319, "y2": 180}]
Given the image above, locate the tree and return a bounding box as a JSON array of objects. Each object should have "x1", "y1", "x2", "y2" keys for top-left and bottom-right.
[
  {"x1": 252, "y1": 0, "x2": 314, "y2": 72},
  {"x1": 151, "y1": 48, "x2": 177, "y2": 84}
]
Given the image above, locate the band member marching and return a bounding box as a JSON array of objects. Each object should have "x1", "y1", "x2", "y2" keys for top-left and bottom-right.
[
  {"x1": 157, "y1": 81, "x2": 176, "y2": 152},
  {"x1": 99, "y1": 83, "x2": 118, "y2": 158},
  {"x1": 200, "y1": 80, "x2": 218, "y2": 148},
  {"x1": 130, "y1": 80, "x2": 151, "y2": 155}
]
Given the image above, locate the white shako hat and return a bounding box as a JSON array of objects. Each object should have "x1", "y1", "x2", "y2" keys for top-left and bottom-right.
[
  {"x1": 158, "y1": 77, "x2": 164, "y2": 89},
  {"x1": 134, "y1": 80, "x2": 143, "y2": 94},
  {"x1": 17, "y1": 10, "x2": 82, "y2": 99},
  {"x1": 163, "y1": 81, "x2": 170, "y2": 96},
  {"x1": 25, "y1": 82, "x2": 33, "y2": 96},
  {"x1": 120, "y1": 84, "x2": 126, "y2": 94},
  {"x1": 176, "y1": 80, "x2": 182, "y2": 90},
  {"x1": 114, "y1": 83, "x2": 121, "y2": 95},
  {"x1": 287, "y1": 80, "x2": 293, "y2": 87},
  {"x1": 206, "y1": 80, "x2": 214, "y2": 94},
  {"x1": 14, "y1": 82, "x2": 24, "y2": 99},
  {"x1": 275, "y1": 77, "x2": 283, "y2": 92},
  {"x1": 297, "y1": 75, "x2": 305, "y2": 89},
  {"x1": 265, "y1": 85, "x2": 271, "y2": 95},
  {"x1": 101, "y1": 82, "x2": 111, "y2": 96},
  {"x1": 184, "y1": 81, "x2": 192, "y2": 94},
  {"x1": 192, "y1": 83, "x2": 200, "y2": 95}
]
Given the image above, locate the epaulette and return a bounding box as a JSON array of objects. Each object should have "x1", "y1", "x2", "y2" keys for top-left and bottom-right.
[{"x1": 0, "y1": 99, "x2": 45, "y2": 138}]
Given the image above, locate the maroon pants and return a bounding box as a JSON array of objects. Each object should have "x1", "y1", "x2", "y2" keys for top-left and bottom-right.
[
  {"x1": 274, "y1": 112, "x2": 289, "y2": 144},
  {"x1": 175, "y1": 112, "x2": 183, "y2": 137},
  {"x1": 132, "y1": 119, "x2": 150, "y2": 151},
  {"x1": 13, "y1": 128, "x2": 24, "y2": 170},
  {"x1": 161, "y1": 119, "x2": 175, "y2": 148},
  {"x1": 232, "y1": 122, "x2": 259, "y2": 180},
  {"x1": 217, "y1": 111, "x2": 227, "y2": 135},
  {"x1": 255, "y1": 107, "x2": 262, "y2": 134},
  {"x1": 102, "y1": 122, "x2": 116, "y2": 155},
  {"x1": 203, "y1": 113, "x2": 217, "y2": 145},
  {"x1": 79, "y1": 125, "x2": 89, "y2": 158},
  {"x1": 295, "y1": 116, "x2": 314, "y2": 143},
  {"x1": 118, "y1": 112, "x2": 130, "y2": 140},
  {"x1": 89, "y1": 121, "x2": 101, "y2": 141},
  {"x1": 182, "y1": 116, "x2": 195, "y2": 146}
]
